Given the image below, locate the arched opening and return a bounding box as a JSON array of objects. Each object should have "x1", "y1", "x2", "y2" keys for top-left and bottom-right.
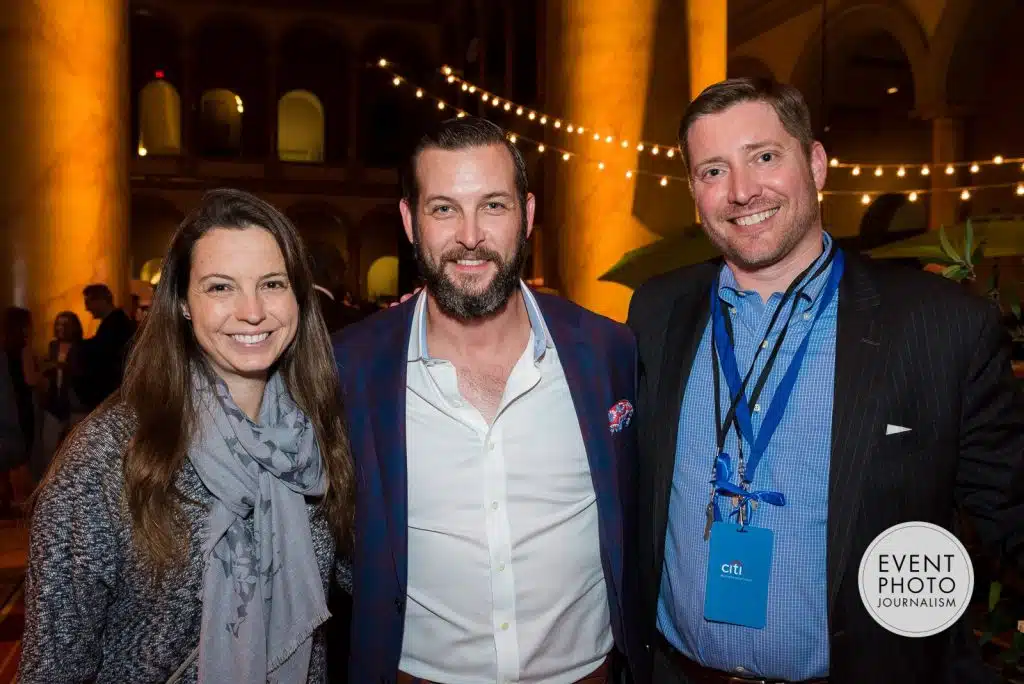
[
  {"x1": 278, "y1": 90, "x2": 325, "y2": 162},
  {"x1": 199, "y1": 88, "x2": 243, "y2": 157},
  {"x1": 138, "y1": 80, "x2": 181, "y2": 156},
  {"x1": 140, "y1": 257, "x2": 163, "y2": 285},
  {"x1": 130, "y1": 194, "x2": 184, "y2": 283},
  {"x1": 279, "y1": 25, "x2": 349, "y2": 163},
  {"x1": 192, "y1": 15, "x2": 269, "y2": 158},
  {"x1": 367, "y1": 257, "x2": 399, "y2": 301},
  {"x1": 359, "y1": 29, "x2": 434, "y2": 168},
  {"x1": 130, "y1": 8, "x2": 182, "y2": 152}
]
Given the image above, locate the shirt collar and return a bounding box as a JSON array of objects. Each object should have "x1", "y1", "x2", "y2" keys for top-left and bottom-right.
[
  {"x1": 718, "y1": 231, "x2": 834, "y2": 307},
  {"x1": 408, "y1": 280, "x2": 554, "y2": 363}
]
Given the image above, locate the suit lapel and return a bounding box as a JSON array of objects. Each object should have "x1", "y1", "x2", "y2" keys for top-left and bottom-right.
[
  {"x1": 827, "y1": 254, "x2": 886, "y2": 616},
  {"x1": 542, "y1": 302, "x2": 624, "y2": 612},
  {"x1": 650, "y1": 272, "x2": 715, "y2": 573},
  {"x1": 367, "y1": 301, "x2": 416, "y2": 591}
]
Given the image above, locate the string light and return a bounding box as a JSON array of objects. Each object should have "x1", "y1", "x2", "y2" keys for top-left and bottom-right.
[
  {"x1": 970, "y1": 163, "x2": 980, "y2": 173},
  {"x1": 435, "y1": 66, "x2": 1024, "y2": 173},
  {"x1": 945, "y1": 165, "x2": 955, "y2": 175},
  {"x1": 376, "y1": 61, "x2": 1024, "y2": 199}
]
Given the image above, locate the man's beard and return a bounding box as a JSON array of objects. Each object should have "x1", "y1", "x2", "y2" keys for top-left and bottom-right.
[{"x1": 413, "y1": 216, "x2": 529, "y2": 321}]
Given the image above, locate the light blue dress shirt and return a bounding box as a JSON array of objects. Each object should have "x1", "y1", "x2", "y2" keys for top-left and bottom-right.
[{"x1": 657, "y1": 233, "x2": 838, "y2": 680}]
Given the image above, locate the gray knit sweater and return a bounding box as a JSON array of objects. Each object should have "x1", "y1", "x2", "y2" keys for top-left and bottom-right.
[{"x1": 18, "y1": 403, "x2": 352, "y2": 683}]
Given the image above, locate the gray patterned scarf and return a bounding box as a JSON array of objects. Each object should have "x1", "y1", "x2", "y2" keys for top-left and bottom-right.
[{"x1": 189, "y1": 369, "x2": 329, "y2": 683}]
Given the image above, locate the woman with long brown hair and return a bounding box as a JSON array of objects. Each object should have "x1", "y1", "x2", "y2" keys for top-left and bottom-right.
[{"x1": 19, "y1": 188, "x2": 355, "y2": 683}]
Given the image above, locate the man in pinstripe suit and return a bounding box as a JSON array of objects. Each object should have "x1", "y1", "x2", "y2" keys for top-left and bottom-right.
[{"x1": 626, "y1": 77, "x2": 1024, "y2": 684}]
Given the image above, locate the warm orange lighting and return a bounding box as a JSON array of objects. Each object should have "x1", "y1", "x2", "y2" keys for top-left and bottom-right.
[
  {"x1": 908, "y1": 192, "x2": 918, "y2": 202},
  {"x1": 861, "y1": 194, "x2": 871, "y2": 205}
]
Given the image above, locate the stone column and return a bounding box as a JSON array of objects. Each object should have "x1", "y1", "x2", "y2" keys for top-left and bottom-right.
[
  {"x1": 686, "y1": 0, "x2": 727, "y2": 101},
  {"x1": 0, "y1": 0, "x2": 130, "y2": 348},
  {"x1": 548, "y1": 0, "x2": 727, "y2": 321},
  {"x1": 929, "y1": 116, "x2": 964, "y2": 230}
]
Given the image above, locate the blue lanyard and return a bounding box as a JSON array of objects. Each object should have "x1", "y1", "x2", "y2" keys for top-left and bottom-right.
[{"x1": 705, "y1": 248, "x2": 845, "y2": 528}]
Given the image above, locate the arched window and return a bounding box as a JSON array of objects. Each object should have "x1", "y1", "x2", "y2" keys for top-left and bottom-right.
[
  {"x1": 199, "y1": 88, "x2": 244, "y2": 157},
  {"x1": 278, "y1": 90, "x2": 325, "y2": 162},
  {"x1": 138, "y1": 79, "x2": 181, "y2": 156},
  {"x1": 366, "y1": 257, "x2": 399, "y2": 301}
]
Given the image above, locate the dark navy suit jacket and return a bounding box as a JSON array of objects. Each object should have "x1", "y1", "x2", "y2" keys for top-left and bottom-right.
[{"x1": 333, "y1": 290, "x2": 642, "y2": 684}]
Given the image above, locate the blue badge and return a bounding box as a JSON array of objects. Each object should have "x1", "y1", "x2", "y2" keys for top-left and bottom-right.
[{"x1": 704, "y1": 522, "x2": 774, "y2": 629}]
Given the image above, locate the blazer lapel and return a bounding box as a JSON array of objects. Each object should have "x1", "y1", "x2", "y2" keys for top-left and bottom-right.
[
  {"x1": 827, "y1": 254, "x2": 886, "y2": 616},
  {"x1": 366, "y1": 301, "x2": 416, "y2": 591},
  {"x1": 650, "y1": 271, "x2": 715, "y2": 573},
  {"x1": 543, "y1": 304, "x2": 624, "y2": 616}
]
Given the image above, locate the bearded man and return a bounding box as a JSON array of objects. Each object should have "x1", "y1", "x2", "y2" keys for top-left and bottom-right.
[{"x1": 333, "y1": 116, "x2": 644, "y2": 684}]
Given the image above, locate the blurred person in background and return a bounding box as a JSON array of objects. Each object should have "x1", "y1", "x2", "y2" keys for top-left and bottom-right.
[{"x1": 32, "y1": 311, "x2": 86, "y2": 481}]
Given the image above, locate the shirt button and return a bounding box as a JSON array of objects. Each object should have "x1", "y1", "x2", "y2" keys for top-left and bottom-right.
[
  {"x1": 487, "y1": 441, "x2": 495, "y2": 451},
  {"x1": 497, "y1": 562, "x2": 506, "y2": 571},
  {"x1": 803, "y1": 312, "x2": 812, "y2": 321},
  {"x1": 761, "y1": 340, "x2": 769, "y2": 349},
  {"x1": 729, "y1": 307, "x2": 737, "y2": 314},
  {"x1": 500, "y1": 622, "x2": 509, "y2": 630},
  {"x1": 753, "y1": 403, "x2": 761, "y2": 412},
  {"x1": 491, "y1": 501, "x2": 499, "y2": 510}
]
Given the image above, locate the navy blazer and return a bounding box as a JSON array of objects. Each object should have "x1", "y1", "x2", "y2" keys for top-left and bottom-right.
[{"x1": 333, "y1": 290, "x2": 642, "y2": 684}]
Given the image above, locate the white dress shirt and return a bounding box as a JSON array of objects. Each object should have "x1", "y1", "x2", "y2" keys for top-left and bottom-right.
[{"x1": 399, "y1": 284, "x2": 613, "y2": 684}]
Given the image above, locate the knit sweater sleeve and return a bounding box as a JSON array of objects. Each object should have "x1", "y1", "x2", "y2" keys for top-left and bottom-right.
[{"x1": 18, "y1": 407, "x2": 132, "y2": 683}]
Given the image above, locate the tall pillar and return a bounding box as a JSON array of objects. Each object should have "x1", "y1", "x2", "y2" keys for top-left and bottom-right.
[
  {"x1": 0, "y1": 0, "x2": 130, "y2": 348},
  {"x1": 687, "y1": 0, "x2": 728, "y2": 101},
  {"x1": 548, "y1": 0, "x2": 726, "y2": 321},
  {"x1": 929, "y1": 116, "x2": 964, "y2": 230}
]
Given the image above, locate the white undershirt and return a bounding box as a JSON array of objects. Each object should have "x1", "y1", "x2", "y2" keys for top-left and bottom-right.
[{"x1": 400, "y1": 286, "x2": 613, "y2": 684}]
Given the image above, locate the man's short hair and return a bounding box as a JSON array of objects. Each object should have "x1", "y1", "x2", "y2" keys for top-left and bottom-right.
[
  {"x1": 400, "y1": 116, "x2": 529, "y2": 213},
  {"x1": 678, "y1": 76, "x2": 814, "y2": 175},
  {"x1": 83, "y1": 283, "x2": 113, "y2": 302}
]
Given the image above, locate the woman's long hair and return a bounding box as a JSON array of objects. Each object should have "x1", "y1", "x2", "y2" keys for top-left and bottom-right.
[{"x1": 84, "y1": 188, "x2": 352, "y2": 573}]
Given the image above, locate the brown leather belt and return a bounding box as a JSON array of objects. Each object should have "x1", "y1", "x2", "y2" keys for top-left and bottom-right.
[
  {"x1": 397, "y1": 656, "x2": 610, "y2": 684},
  {"x1": 656, "y1": 633, "x2": 828, "y2": 684}
]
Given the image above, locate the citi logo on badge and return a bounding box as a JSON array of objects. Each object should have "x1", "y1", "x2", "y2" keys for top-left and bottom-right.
[{"x1": 721, "y1": 560, "x2": 744, "y2": 576}]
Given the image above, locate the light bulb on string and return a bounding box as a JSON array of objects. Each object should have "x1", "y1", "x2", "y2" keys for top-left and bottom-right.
[
  {"x1": 503, "y1": 103, "x2": 511, "y2": 111},
  {"x1": 539, "y1": 116, "x2": 547, "y2": 124},
  {"x1": 945, "y1": 165, "x2": 955, "y2": 175},
  {"x1": 960, "y1": 189, "x2": 971, "y2": 201},
  {"x1": 921, "y1": 165, "x2": 931, "y2": 176},
  {"x1": 461, "y1": 83, "x2": 468, "y2": 91},
  {"x1": 567, "y1": 124, "x2": 575, "y2": 133},
  {"x1": 392, "y1": 77, "x2": 401, "y2": 86},
  {"x1": 1017, "y1": 184, "x2": 1024, "y2": 196},
  {"x1": 626, "y1": 170, "x2": 633, "y2": 179},
  {"x1": 415, "y1": 89, "x2": 423, "y2": 98},
  {"x1": 528, "y1": 112, "x2": 536, "y2": 121},
  {"x1": 995, "y1": 155, "x2": 1004, "y2": 164},
  {"x1": 468, "y1": 86, "x2": 476, "y2": 94},
  {"x1": 447, "y1": 75, "x2": 455, "y2": 84},
  {"x1": 554, "y1": 120, "x2": 562, "y2": 129},
  {"x1": 594, "y1": 133, "x2": 601, "y2": 141},
  {"x1": 437, "y1": 101, "x2": 445, "y2": 110},
  {"x1": 660, "y1": 177, "x2": 668, "y2": 187},
  {"x1": 970, "y1": 163, "x2": 980, "y2": 173},
  {"x1": 908, "y1": 192, "x2": 918, "y2": 202},
  {"x1": 378, "y1": 58, "x2": 387, "y2": 67},
  {"x1": 817, "y1": 192, "x2": 823, "y2": 202},
  {"x1": 516, "y1": 107, "x2": 523, "y2": 115},
  {"x1": 830, "y1": 158, "x2": 839, "y2": 167},
  {"x1": 442, "y1": 66, "x2": 452, "y2": 75},
  {"x1": 852, "y1": 166, "x2": 861, "y2": 176},
  {"x1": 482, "y1": 93, "x2": 489, "y2": 102},
  {"x1": 508, "y1": 134, "x2": 517, "y2": 143},
  {"x1": 637, "y1": 143, "x2": 645, "y2": 152},
  {"x1": 874, "y1": 167, "x2": 883, "y2": 177},
  {"x1": 621, "y1": 140, "x2": 629, "y2": 148},
  {"x1": 666, "y1": 149, "x2": 675, "y2": 158},
  {"x1": 598, "y1": 162, "x2": 605, "y2": 170},
  {"x1": 861, "y1": 194, "x2": 871, "y2": 205},
  {"x1": 562, "y1": 152, "x2": 570, "y2": 161},
  {"x1": 652, "y1": 146, "x2": 660, "y2": 156},
  {"x1": 897, "y1": 167, "x2": 906, "y2": 177},
  {"x1": 605, "y1": 136, "x2": 613, "y2": 144},
  {"x1": 537, "y1": 144, "x2": 545, "y2": 153}
]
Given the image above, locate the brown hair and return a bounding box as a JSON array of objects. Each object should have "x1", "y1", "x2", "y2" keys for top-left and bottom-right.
[
  {"x1": 678, "y1": 76, "x2": 814, "y2": 174},
  {"x1": 44, "y1": 188, "x2": 355, "y2": 574},
  {"x1": 400, "y1": 116, "x2": 529, "y2": 214}
]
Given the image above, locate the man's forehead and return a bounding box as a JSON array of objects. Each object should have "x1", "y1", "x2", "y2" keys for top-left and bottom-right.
[{"x1": 415, "y1": 144, "x2": 516, "y2": 195}]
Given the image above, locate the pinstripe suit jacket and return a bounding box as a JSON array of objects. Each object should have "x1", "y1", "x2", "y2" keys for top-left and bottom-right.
[
  {"x1": 626, "y1": 250, "x2": 1024, "y2": 684},
  {"x1": 333, "y1": 291, "x2": 644, "y2": 684}
]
